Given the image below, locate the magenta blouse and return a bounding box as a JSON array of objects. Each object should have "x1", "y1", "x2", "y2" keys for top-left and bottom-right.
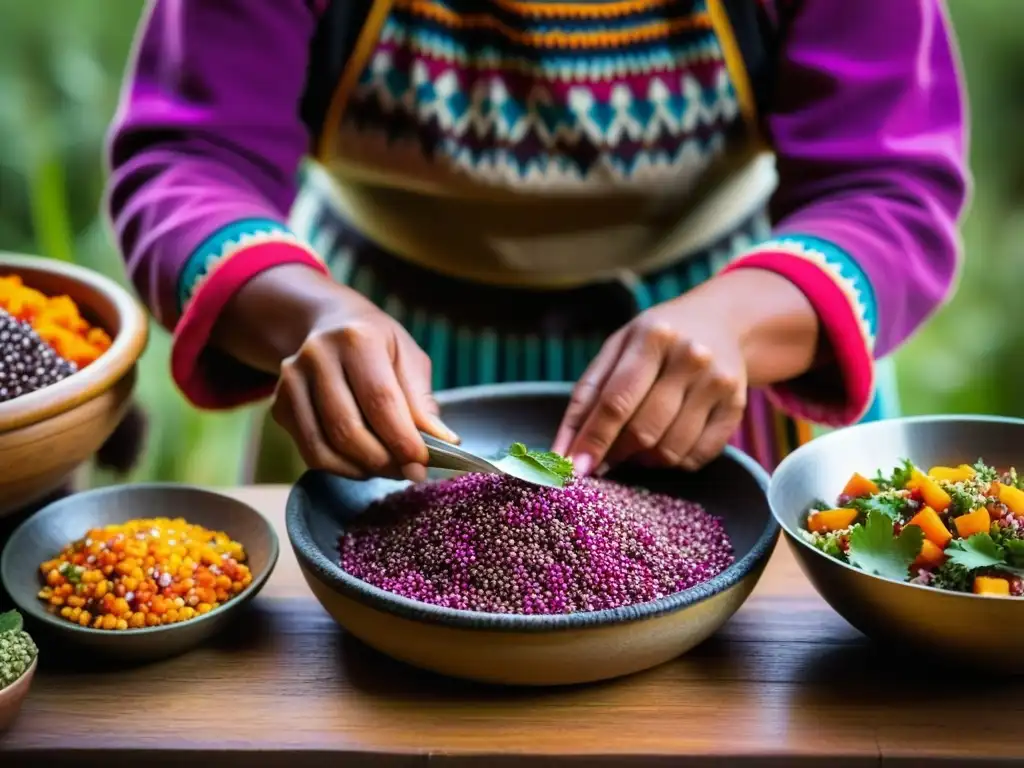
[{"x1": 107, "y1": 0, "x2": 968, "y2": 427}]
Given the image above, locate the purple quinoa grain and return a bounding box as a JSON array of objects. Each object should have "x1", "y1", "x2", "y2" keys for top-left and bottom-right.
[{"x1": 339, "y1": 474, "x2": 734, "y2": 615}]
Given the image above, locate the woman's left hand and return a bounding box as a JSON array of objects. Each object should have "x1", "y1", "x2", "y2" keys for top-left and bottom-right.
[{"x1": 552, "y1": 269, "x2": 820, "y2": 475}]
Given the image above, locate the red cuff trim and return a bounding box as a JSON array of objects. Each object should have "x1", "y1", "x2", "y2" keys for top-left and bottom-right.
[
  {"x1": 171, "y1": 242, "x2": 328, "y2": 410},
  {"x1": 723, "y1": 252, "x2": 875, "y2": 426}
]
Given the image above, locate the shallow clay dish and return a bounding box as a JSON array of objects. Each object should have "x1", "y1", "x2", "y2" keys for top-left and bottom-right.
[
  {"x1": 1, "y1": 485, "x2": 279, "y2": 662},
  {"x1": 0, "y1": 656, "x2": 36, "y2": 734},
  {"x1": 288, "y1": 382, "x2": 778, "y2": 686},
  {"x1": 0, "y1": 253, "x2": 148, "y2": 516},
  {"x1": 770, "y1": 415, "x2": 1024, "y2": 667}
]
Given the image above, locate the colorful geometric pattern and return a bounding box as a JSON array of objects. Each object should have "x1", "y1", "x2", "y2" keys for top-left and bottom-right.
[
  {"x1": 341, "y1": 0, "x2": 741, "y2": 187},
  {"x1": 177, "y1": 218, "x2": 319, "y2": 312}
]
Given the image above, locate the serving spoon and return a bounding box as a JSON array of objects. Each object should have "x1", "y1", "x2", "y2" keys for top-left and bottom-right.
[{"x1": 420, "y1": 432, "x2": 567, "y2": 489}]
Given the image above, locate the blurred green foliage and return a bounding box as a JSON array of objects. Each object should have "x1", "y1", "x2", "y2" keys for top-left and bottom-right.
[{"x1": 0, "y1": 0, "x2": 1020, "y2": 486}]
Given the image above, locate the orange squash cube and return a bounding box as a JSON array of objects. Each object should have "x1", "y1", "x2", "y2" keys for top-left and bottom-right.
[
  {"x1": 912, "y1": 539, "x2": 947, "y2": 570},
  {"x1": 842, "y1": 473, "x2": 879, "y2": 499},
  {"x1": 807, "y1": 508, "x2": 859, "y2": 534},
  {"x1": 909, "y1": 469, "x2": 952, "y2": 513},
  {"x1": 998, "y1": 484, "x2": 1024, "y2": 517},
  {"x1": 907, "y1": 506, "x2": 952, "y2": 549},
  {"x1": 973, "y1": 576, "x2": 1010, "y2": 597},
  {"x1": 953, "y1": 508, "x2": 991, "y2": 539},
  {"x1": 928, "y1": 465, "x2": 975, "y2": 483}
]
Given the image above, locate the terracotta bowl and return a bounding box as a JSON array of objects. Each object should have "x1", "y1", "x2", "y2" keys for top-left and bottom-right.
[
  {"x1": 0, "y1": 656, "x2": 36, "y2": 734},
  {"x1": 0, "y1": 253, "x2": 148, "y2": 517},
  {"x1": 1, "y1": 485, "x2": 279, "y2": 662},
  {"x1": 770, "y1": 415, "x2": 1024, "y2": 667},
  {"x1": 287, "y1": 382, "x2": 778, "y2": 686}
]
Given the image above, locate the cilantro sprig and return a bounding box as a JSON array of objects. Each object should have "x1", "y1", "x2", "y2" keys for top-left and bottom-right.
[
  {"x1": 871, "y1": 459, "x2": 915, "y2": 491},
  {"x1": 849, "y1": 494, "x2": 906, "y2": 522},
  {"x1": 847, "y1": 510, "x2": 924, "y2": 581},
  {"x1": 945, "y1": 532, "x2": 1024, "y2": 574},
  {"x1": 495, "y1": 443, "x2": 575, "y2": 489},
  {"x1": 945, "y1": 534, "x2": 1006, "y2": 571}
]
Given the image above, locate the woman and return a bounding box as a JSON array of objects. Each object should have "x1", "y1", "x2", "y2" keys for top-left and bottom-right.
[{"x1": 107, "y1": 0, "x2": 966, "y2": 482}]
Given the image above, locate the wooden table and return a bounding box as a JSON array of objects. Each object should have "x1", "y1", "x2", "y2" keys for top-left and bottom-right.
[{"x1": 3, "y1": 486, "x2": 1024, "y2": 766}]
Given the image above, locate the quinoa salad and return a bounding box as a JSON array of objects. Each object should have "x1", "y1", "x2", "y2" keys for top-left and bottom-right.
[
  {"x1": 801, "y1": 459, "x2": 1024, "y2": 597},
  {"x1": 339, "y1": 471, "x2": 735, "y2": 616}
]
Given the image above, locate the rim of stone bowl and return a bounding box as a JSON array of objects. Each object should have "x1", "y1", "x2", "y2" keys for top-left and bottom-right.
[
  {"x1": 771, "y1": 413, "x2": 1024, "y2": 601},
  {"x1": 286, "y1": 382, "x2": 779, "y2": 632}
]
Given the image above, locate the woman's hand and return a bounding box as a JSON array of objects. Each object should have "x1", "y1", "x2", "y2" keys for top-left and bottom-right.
[
  {"x1": 553, "y1": 269, "x2": 820, "y2": 475},
  {"x1": 213, "y1": 264, "x2": 457, "y2": 481}
]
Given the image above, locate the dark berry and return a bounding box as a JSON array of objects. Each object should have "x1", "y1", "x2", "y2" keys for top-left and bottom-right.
[{"x1": 0, "y1": 308, "x2": 76, "y2": 402}]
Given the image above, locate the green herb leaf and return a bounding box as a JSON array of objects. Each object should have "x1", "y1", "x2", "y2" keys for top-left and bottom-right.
[
  {"x1": 947, "y1": 485, "x2": 979, "y2": 516},
  {"x1": 508, "y1": 443, "x2": 574, "y2": 478},
  {"x1": 850, "y1": 494, "x2": 906, "y2": 522},
  {"x1": 496, "y1": 443, "x2": 575, "y2": 489},
  {"x1": 847, "y1": 510, "x2": 924, "y2": 581},
  {"x1": 890, "y1": 459, "x2": 916, "y2": 490},
  {"x1": 1005, "y1": 539, "x2": 1024, "y2": 569},
  {"x1": 59, "y1": 562, "x2": 81, "y2": 585},
  {"x1": 872, "y1": 459, "x2": 915, "y2": 491},
  {"x1": 973, "y1": 459, "x2": 999, "y2": 484},
  {"x1": 809, "y1": 499, "x2": 832, "y2": 513},
  {"x1": 933, "y1": 561, "x2": 972, "y2": 592},
  {"x1": 0, "y1": 610, "x2": 23, "y2": 634},
  {"x1": 945, "y1": 533, "x2": 1006, "y2": 571}
]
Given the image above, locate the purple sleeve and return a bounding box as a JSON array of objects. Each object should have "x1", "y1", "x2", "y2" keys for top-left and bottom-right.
[
  {"x1": 725, "y1": 0, "x2": 968, "y2": 425},
  {"x1": 106, "y1": 0, "x2": 329, "y2": 408}
]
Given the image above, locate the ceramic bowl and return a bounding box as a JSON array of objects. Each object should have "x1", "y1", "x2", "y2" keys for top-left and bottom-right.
[
  {"x1": 0, "y1": 485, "x2": 279, "y2": 662},
  {"x1": 287, "y1": 382, "x2": 778, "y2": 686},
  {"x1": 0, "y1": 656, "x2": 36, "y2": 734},
  {"x1": 0, "y1": 253, "x2": 148, "y2": 516},
  {"x1": 770, "y1": 415, "x2": 1024, "y2": 666}
]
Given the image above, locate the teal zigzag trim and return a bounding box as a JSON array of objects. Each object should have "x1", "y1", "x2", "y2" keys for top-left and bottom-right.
[
  {"x1": 761, "y1": 234, "x2": 879, "y2": 347},
  {"x1": 177, "y1": 218, "x2": 293, "y2": 311}
]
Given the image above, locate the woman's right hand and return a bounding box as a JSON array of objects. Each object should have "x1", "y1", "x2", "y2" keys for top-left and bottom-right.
[{"x1": 213, "y1": 264, "x2": 457, "y2": 481}]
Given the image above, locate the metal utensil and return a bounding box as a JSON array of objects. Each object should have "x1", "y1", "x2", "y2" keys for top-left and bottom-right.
[{"x1": 421, "y1": 432, "x2": 563, "y2": 488}]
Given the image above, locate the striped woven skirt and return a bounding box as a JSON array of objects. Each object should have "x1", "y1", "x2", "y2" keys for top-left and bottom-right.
[{"x1": 248, "y1": 182, "x2": 900, "y2": 483}]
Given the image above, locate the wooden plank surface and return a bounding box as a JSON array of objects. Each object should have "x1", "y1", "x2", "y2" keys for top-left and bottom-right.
[{"x1": 3, "y1": 485, "x2": 1024, "y2": 766}]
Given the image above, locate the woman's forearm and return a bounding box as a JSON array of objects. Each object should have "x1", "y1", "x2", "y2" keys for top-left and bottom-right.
[
  {"x1": 764, "y1": 0, "x2": 966, "y2": 359},
  {"x1": 693, "y1": 268, "x2": 821, "y2": 388},
  {"x1": 716, "y1": 0, "x2": 966, "y2": 427},
  {"x1": 108, "y1": 0, "x2": 332, "y2": 410},
  {"x1": 210, "y1": 264, "x2": 343, "y2": 375}
]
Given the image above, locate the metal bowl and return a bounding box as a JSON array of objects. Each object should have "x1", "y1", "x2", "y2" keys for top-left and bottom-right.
[
  {"x1": 287, "y1": 382, "x2": 778, "y2": 686},
  {"x1": 1, "y1": 485, "x2": 279, "y2": 662},
  {"x1": 770, "y1": 414, "x2": 1024, "y2": 665}
]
